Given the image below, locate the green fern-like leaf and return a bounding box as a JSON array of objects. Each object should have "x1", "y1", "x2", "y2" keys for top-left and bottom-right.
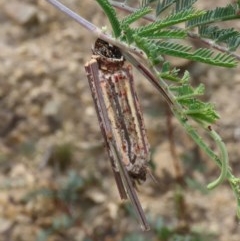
[
  {"x1": 227, "y1": 37, "x2": 240, "y2": 52},
  {"x1": 160, "y1": 72, "x2": 182, "y2": 82},
  {"x1": 159, "y1": 62, "x2": 188, "y2": 82},
  {"x1": 199, "y1": 25, "x2": 240, "y2": 51},
  {"x1": 143, "y1": 0, "x2": 198, "y2": 16},
  {"x1": 168, "y1": 81, "x2": 219, "y2": 124},
  {"x1": 135, "y1": 8, "x2": 205, "y2": 36},
  {"x1": 187, "y1": 4, "x2": 240, "y2": 28},
  {"x1": 141, "y1": 0, "x2": 157, "y2": 7},
  {"x1": 120, "y1": 6, "x2": 153, "y2": 43},
  {"x1": 96, "y1": 0, "x2": 121, "y2": 37},
  {"x1": 172, "y1": 88, "x2": 220, "y2": 124},
  {"x1": 154, "y1": 40, "x2": 192, "y2": 57},
  {"x1": 175, "y1": 0, "x2": 197, "y2": 12},
  {"x1": 134, "y1": 36, "x2": 237, "y2": 67},
  {"x1": 171, "y1": 84, "x2": 205, "y2": 101},
  {"x1": 156, "y1": 0, "x2": 176, "y2": 15},
  {"x1": 184, "y1": 100, "x2": 220, "y2": 124},
  {"x1": 135, "y1": 38, "x2": 192, "y2": 59},
  {"x1": 120, "y1": 24, "x2": 136, "y2": 44},
  {"x1": 134, "y1": 36, "x2": 165, "y2": 64},
  {"x1": 138, "y1": 28, "x2": 187, "y2": 39},
  {"x1": 121, "y1": 6, "x2": 152, "y2": 26},
  {"x1": 191, "y1": 49, "x2": 237, "y2": 67}
]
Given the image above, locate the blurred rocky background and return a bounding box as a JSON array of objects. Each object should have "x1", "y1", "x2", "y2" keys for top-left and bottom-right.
[{"x1": 0, "y1": 0, "x2": 239, "y2": 240}]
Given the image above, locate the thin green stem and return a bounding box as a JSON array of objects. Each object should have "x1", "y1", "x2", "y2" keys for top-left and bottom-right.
[
  {"x1": 228, "y1": 177, "x2": 240, "y2": 218},
  {"x1": 174, "y1": 112, "x2": 228, "y2": 189},
  {"x1": 206, "y1": 129, "x2": 228, "y2": 189}
]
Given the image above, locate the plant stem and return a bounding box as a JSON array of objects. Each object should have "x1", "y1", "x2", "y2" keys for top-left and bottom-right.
[{"x1": 46, "y1": 0, "x2": 98, "y2": 32}]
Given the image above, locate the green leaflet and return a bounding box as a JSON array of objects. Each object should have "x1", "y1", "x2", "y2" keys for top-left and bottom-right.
[
  {"x1": 169, "y1": 83, "x2": 219, "y2": 124},
  {"x1": 120, "y1": 6, "x2": 152, "y2": 44},
  {"x1": 138, "y1": 28, "x2": 187, "y2": 39},
  {"x1": 184, "y1": 100, "x2": 220, "y2": 124},
  {"x1": 187, "y1": 3, "x2": 240, "y2": 28},
  {"x1": 142, "y1": 0, "x2": 197, "y2": 15},
  {"x1": 156, "y1": 0, "x2": 176, "y2": 15},
  {"x1": 158, "y1": 61, "x2": 219, "y2": 124},
  {"x1": 135, "y1": 8, "x2": 205, "y2": 36},
  {"x1": 192, "y1": 48, "x2": 237, "y2": 67},
  {"x1": 199, "y1": 25, "x2": 240, "y2": 51},
  {"x1": 121, "y1": 6, "x2": 152, "y2": 26},
  {"x1": 175, "y1": 0, "x2": 197, "y2": 12},
  {"x1": 96, "y1": 0, "x2": 121, "y2": 37},
  {"x1": 134, "y1": 38, "x2": 237, "y2": 67},
  {"x1": 171, "y1": 84, "x2": 205, "y2": 100}
]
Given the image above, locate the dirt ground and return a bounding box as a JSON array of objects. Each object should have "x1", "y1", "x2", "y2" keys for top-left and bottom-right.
[{"x1": 0, "y1": 0, "x2": 240, "y2": 240}]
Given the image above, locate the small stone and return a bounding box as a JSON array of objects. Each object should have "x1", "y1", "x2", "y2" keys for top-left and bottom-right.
[
  {"x1": 85, "y1": 189, "x2": 107, "y2": 203},
  {"x1": 85, "y1": 106, "x2": 95, "y2": 116},
  {"x1": 4, "y1": 2, "x2": 38, "y2": 26},
  {"x1": 233, "y1": 127, "x2": 240, "y2": 141},
  {"x1": 43, "y1": 100, "x2": 61, "y2": 118},
  {"x1": 10, "y1": 163, "x2": 26, "y2": 178},
  {"x1": 29, "y1": 105, "x2": 41, "y2": 117},
  {"x1": 153, "y1": 142, "x2": 183, "y2": 178},
  {"x1": 0, "y1": 218, "x2": 13, "y2": 233}
]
